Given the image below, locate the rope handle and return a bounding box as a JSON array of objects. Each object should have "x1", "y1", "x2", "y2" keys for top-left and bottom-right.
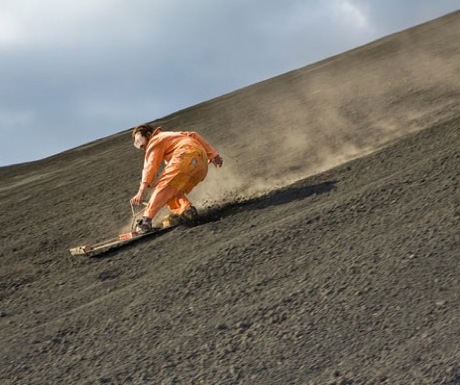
[{"x1": 130, "y1": 201, "x2": 148, "y2": 232}]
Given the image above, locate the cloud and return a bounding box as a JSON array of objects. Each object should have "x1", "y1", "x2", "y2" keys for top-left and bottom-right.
[
  {"x1": 0, "y1": 108, "x2": 35, "y2": 129},
  {"x1": 349, "y1": 0, "x2": 458, "y2": 32},
  {"x1": 0, "y1": 10, "x2": 21, "y2": 44},
  {"x1": 0, "y1": 0, "x2": 117, "y2": 47},
  {"x1": 335, "y1": 0, "x2": 370, "y2": 31}
]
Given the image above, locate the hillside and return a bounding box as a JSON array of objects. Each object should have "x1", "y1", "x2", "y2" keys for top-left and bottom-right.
[{"x1": 1, "y1": 11, "x2": 459, "y2": 385}]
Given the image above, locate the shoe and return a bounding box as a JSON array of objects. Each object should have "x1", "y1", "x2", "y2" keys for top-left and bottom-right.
[
  {"x1": 181, "y1": 206, "x2": 198, "y2": 222},
  {"x1": 136, "y1": 217, "x2": 153, "y2": 232}
]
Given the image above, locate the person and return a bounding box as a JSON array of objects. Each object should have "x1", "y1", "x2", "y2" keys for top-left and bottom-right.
[{"x1": 130, "y1": 124, "x2": 223, "y2": 231}]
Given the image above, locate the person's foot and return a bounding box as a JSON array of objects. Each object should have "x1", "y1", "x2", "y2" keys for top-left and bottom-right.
[
  {"x1": 136, "y1": 217, "x2": 153, "y2": 232},
  {"x1": 181, "y1": 206, "x2": 198, "y2": 222}
]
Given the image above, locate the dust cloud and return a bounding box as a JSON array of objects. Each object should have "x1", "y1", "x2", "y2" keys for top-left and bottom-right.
[
  {"x1": 137, "y1": 13, "x2": 460, "y2": 212},
  {"x1": 190, "y1": 45, "x2": 460, "y2": 206}
]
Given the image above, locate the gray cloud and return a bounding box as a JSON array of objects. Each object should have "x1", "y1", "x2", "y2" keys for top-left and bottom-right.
[{"x1": 0, "y1": 0, "x2": 458, "y2": 165}]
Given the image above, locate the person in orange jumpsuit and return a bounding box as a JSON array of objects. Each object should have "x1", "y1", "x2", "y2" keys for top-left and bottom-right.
[{"x1": 130, "y1": 124, "x2": 223, "y2": 231}]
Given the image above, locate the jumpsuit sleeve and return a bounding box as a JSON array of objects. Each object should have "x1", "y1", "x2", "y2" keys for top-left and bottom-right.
[
  {"x1": 141, "y1": 142, "x2": 164, "y2": 187},
  {"x1": 183, "y1": 131, "x2": 219, "y2": 162}
]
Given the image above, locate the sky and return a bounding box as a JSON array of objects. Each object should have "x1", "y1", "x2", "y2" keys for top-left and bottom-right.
[{"x1": 0, "y1": 0, "x2": 458, "y2": 166}]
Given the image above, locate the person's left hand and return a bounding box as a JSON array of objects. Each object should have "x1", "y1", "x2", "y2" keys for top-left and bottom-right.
[
  {"x1": 211, "y1": 155, "x2": 223, "y2": 168},
  {"x1": 130, "y1": 191, "x2": 144, "y2": 206}
]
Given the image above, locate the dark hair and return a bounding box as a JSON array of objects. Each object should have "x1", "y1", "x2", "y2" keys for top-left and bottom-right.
[{"x1": 132, "y1": 124, "x2": 155, "y2": 138}]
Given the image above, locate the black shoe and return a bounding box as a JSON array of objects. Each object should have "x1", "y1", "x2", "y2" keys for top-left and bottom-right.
[
  {"x1": 181, "y1": 206, "x2": 198, "y2": 222},
  {"x1": 136, "y1": 217, "x2": 153, "y2": 232}
]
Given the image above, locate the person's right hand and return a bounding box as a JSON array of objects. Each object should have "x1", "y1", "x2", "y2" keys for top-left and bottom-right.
[{"x1": 130, "y1": 191, "x2": 144, "y2": 206}]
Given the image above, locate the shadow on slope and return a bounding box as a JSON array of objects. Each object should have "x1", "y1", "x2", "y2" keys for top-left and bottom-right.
[
  {"x1": 97, "y1": 180, "x2": 337, "y2": 258},
  {"x1": 202, "y1": 179, "x2": 337, "y2": 218}
]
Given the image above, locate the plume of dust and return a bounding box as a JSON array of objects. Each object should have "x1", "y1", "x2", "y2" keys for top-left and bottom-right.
[{"x1": 117, "y1": 41, "x2": 460, "y2": 228}]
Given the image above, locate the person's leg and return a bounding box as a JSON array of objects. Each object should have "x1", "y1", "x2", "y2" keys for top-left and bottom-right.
[
  {"x1": 167, "y1": 152, "x2": 208, "y2": 214},
  {"x1": 167, "y1": 192, "x2": 192, "y2": 215},
  {"x1": 146, "y1": 150, "x2": 208, "y2": 220},
  {"x1": 144, "y1": 185, "x2": 179, "y2": 219}
]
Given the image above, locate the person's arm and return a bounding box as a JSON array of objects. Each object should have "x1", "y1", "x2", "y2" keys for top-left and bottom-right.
[
  {"x1": 141, "y1": 145, "x2": 163, "y2": 187},
  {"x1": 131, "y1": 142, "x2": 164, "y2": 205},
  {"x1": 184, "y1": 131, "x2": 223, "y2": 167}
]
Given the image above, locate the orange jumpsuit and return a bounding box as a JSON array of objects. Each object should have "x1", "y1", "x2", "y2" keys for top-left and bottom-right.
[{"x1": 141, "y1": 128, "x2": 219, "y2": 219}]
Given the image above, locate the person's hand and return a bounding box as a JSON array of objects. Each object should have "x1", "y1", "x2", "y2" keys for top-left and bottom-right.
[
  {"x1": 211, "y1": 155, "x2": 223, "y2": 168},
  {"x1": 130, "y1": 191, "x2": 144, "y2": 206}
]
